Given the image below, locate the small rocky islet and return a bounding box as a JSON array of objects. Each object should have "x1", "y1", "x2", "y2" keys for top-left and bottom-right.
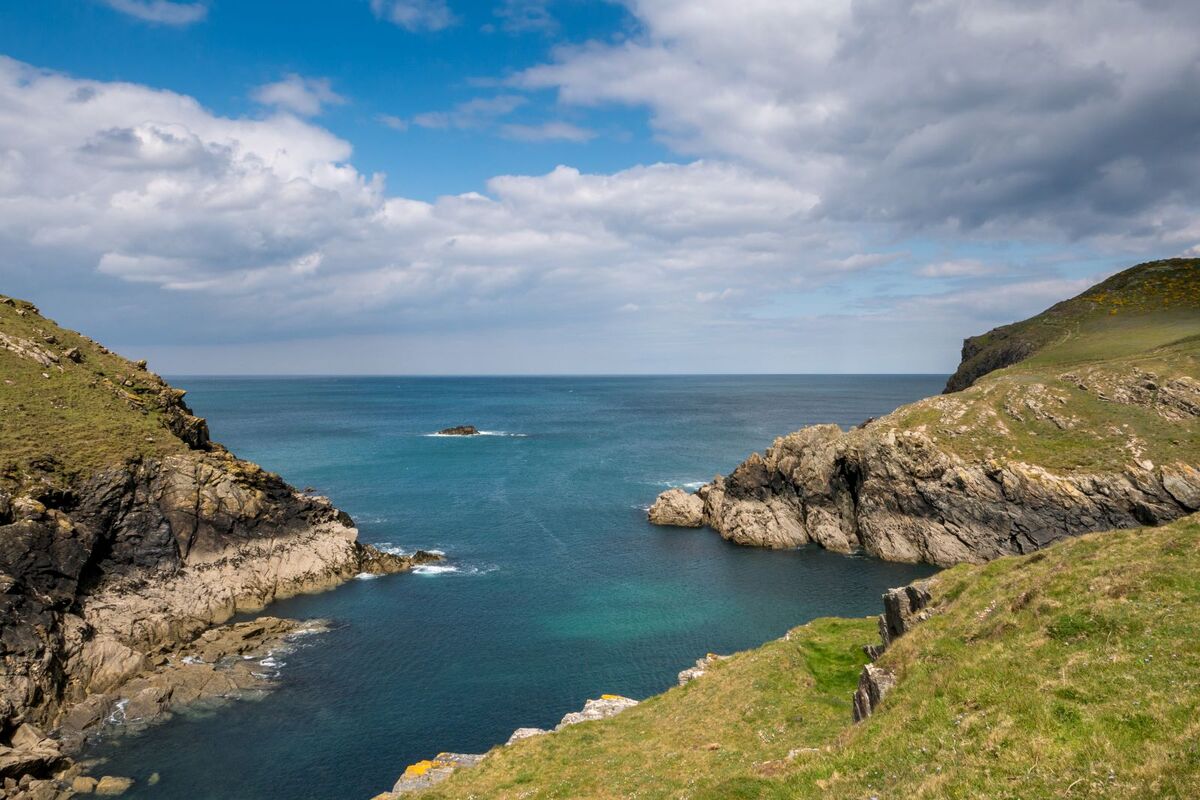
[{"x1": 436, "y1": 425, "x2": 479, "y2": 436}]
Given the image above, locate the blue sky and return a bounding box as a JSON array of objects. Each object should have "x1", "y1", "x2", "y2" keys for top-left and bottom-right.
[{"x1": 0, "y1": 0, "x2": 1196, "y2": 374}]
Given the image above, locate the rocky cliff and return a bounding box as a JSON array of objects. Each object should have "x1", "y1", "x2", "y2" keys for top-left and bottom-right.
[
  {"x1": 649, "y1": 259, "x2": 1200, "y2": 565},
  {"x1": 0, "y1": 296, "x2": 435, "y2": 796}
]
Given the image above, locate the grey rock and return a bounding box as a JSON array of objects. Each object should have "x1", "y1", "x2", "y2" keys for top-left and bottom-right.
[{"x1": 852, "y1": 664, "x2": 896, "y2": 722}]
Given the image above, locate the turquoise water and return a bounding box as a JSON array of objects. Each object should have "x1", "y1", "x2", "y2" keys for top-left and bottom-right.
[{"x1": 88, "y1": 376, "x2": 940, "y2": 799}]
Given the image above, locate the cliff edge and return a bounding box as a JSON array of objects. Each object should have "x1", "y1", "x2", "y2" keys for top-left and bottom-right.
[
  {"x1": 0, "y1": 296, "x2": 434, "y2": 793},
  {"x1": 649, "y1": 259, "x2": 1200, "y2": 565}
]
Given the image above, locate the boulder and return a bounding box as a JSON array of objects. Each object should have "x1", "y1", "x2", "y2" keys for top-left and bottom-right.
[
  {"x1": 647, "y1": 489, "x2": 704, "y2": 527},
  {"x1": 505, "y1": 728, "x2": 547, "y2": 745},
  {"x1": 95, "y1": 775, "x2": 134, "y2": 795},
  {"x1": 71, "y1": 776, "x2": 98, "y2": 794}
]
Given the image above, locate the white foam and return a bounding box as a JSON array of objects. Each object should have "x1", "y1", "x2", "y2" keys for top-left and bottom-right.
[
  {"x1": 656, "y1": 480, "x2": 706, "y2": 490},
  {"x1": 423, "y1": 431, "x2": 528, "y2": 438},
  {"x1": 107, "y1": 698, "x2": 129, "y2": 725},
  {"x1": 426, "y1": 549, "x2": 446, "y2": 556},
  {"x1": 354, "y1": 572, "x2": 380, "y2": 580},
  {"x1": 413, "y1": 564, "x2": 459, "y2": 575}
]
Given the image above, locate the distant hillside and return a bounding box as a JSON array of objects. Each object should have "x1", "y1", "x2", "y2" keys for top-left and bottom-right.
[{"x1": 944, "y1": 258, "x2": 1200, "y2": 392}]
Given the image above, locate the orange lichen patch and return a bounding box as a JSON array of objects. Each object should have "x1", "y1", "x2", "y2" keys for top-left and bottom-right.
[
  {"x1": 403, "y1": 760, "x2": 437, "y2": 778},
  {"x1": 600, "y1": 694, "x2": 631, "y2": 701}
]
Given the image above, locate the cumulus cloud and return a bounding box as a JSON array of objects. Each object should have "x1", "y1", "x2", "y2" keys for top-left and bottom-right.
[
  {"x1": 102, "y1": 0, "x2": 207, "y2": 25},
  {"x1": 0, "y1": 56, "x2": 851, "y2": 336},
  {"x1": 252, "y1": 75, "x2": 346, "y2": 117},
  {"x1": 517, "y1": 0, "x2": 1200, "y2": 244},
  {"x1": 370, "y1": 0, "x2": 457, "y2": 32}
]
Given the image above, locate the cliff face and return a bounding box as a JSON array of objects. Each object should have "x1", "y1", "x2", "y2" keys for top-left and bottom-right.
[
  {"x1": 0, "y1": 296, "x2": 428, "y2": 790},
  {"x1": 649, "y1": 259, "x2": 1200, "y2": 565}
]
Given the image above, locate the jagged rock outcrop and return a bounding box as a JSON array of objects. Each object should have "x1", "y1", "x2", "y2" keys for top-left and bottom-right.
[
  {"x1": 649, "y1": 261, "x2": 1200, "y2": 566},
  {"x1": 852, "y1": 664, "x2": 896, "y2": 722},
  {"x1": 652, "y1": 418, "x2": 1199, "y2": 566},
  {"x1": 854, "y1": 579, "x2": 935, "y2": 720},
  {"x1": 677, "y1": 652, "x2": 731, "y2": 686}
]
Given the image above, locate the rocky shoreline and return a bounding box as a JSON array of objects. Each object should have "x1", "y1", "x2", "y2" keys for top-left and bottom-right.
[
  {"x1": 374, "y1": 694, "x2": 642, "y2": 797},
  {"x1": 649, "y1": 262, "x2": 1200, "y2": 566},
  {"x1": 648, "y1": 418, "x2": 1200, "y2": 566},
  {"x1": 0, "y1": 296, "x2": 444, "y2": 799}
]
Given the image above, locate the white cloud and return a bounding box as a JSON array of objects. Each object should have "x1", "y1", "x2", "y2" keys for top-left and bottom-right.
[
  {"x1": 0, "y1": 56, "x2": 854, "y2": 332},
  {"x1": 516, "y1": 0, "x2": 1200, "y2": 242},
  {"x1": 253, "y1": 74, "x2": 346, "y2": 117},
  {"x1": 410, "y1": 95, "x2": 526, "y2": 130},
  {"x1": 916, "y1": 259, "x2": 993, "y2": 278},
  {"x1": 499, "y1": 121, "x2": 594, "y2": 142},
  {"x1": 102, "y1": 0, "x2": 207, "y2": 25},
  {"x1": 378, "y1": 114, "x2": 409, "y2": 131},
  {"x1": 370, "y1": 0, "x2": 457, "y2": 32}
]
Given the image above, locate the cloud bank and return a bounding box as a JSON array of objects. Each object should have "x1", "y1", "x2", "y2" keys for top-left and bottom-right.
[{"x1": 4, "y1": 0, "x2": 1199, "y2": 372}]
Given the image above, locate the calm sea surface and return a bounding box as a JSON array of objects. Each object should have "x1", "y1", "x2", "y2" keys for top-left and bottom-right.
[{"x1": 87, "y1": 376, "x2": 942, "y2": 799}]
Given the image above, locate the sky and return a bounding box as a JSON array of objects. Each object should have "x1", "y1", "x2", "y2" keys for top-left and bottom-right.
[{"x1": 0, "y1": 0, "x2": 1197, "y2": 374}]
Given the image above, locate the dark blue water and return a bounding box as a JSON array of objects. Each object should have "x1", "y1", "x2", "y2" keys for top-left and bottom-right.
[{"x1": 88, "y1": 376, "x2": 941, "y2": 799}]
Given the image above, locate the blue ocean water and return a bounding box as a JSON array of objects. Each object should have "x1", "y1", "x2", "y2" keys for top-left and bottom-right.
[{"x1": 87, "y1": 376, "x2": 941, "y2": 799}]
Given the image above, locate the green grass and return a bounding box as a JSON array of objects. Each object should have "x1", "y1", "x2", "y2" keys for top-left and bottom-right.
[
  {"x1": 944, "y1": 259, "x2": 1200, "y2": 392},
  {"x1": 422, "y1": 515, "x2": 1200, "y2": 799},
  {"x1": 880, "y1": 261, "x2": 1200, "y2": 474},
  {"x1": 0, "y1": 296, "x2": 188, "y2": 492}
]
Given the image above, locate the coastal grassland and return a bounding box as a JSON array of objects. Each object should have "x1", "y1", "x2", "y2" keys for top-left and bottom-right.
[
  {"x1": 885, "y1": 300, "x2": 1200, "y2": 474},
  {"x1": 420, "y1": 615, "x2": 874, "y2": 800},
  {"x1": 424, "y1": 515, "x2": 1200, "y2": 799},
  {"x1": 0, "y1": 295, "x2": 188, "y2": 488},
  {"x1": 943, "y1": 258, "x2": 1200, "y2": 392}
]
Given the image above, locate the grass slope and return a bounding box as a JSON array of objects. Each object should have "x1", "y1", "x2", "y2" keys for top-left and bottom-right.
[
  {"x1": 424, "y1": 514, "x2": 1200, "y2": 799},
  {"x1": 944, "y1": 258, "x2": 1200, "y2": 392},
  {"x1": 884, "y1": 261, "x2": 1200, "y2": 474},
  {"x1": 0, "y1": 296, "x2": 189, "y2": 491}
]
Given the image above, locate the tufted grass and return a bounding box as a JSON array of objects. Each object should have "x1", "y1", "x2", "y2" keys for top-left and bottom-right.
[{"x1": 0, "y1": 295, "x2": 188, "y2": 491}]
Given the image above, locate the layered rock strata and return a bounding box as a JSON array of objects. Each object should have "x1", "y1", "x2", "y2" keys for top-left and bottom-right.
[
  {"x1": 0, "y1": 297, "x2": 443, "y2": 797},
  {"x1": 649, "y1": 392, "x2": 1200, "y2": 567},
  {"x1": 853, "y1": 580, "x2": 934, "y2": 721}
]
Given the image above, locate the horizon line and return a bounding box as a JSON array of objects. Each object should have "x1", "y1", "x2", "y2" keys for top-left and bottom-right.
[{"x1": 161, "y1": 372, "x2": 953, "y2": 379}]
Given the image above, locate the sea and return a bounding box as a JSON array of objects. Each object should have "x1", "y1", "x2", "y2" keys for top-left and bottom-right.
[{"x1": 85, "y1": 375, "x2": 942, "y2": 799}]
